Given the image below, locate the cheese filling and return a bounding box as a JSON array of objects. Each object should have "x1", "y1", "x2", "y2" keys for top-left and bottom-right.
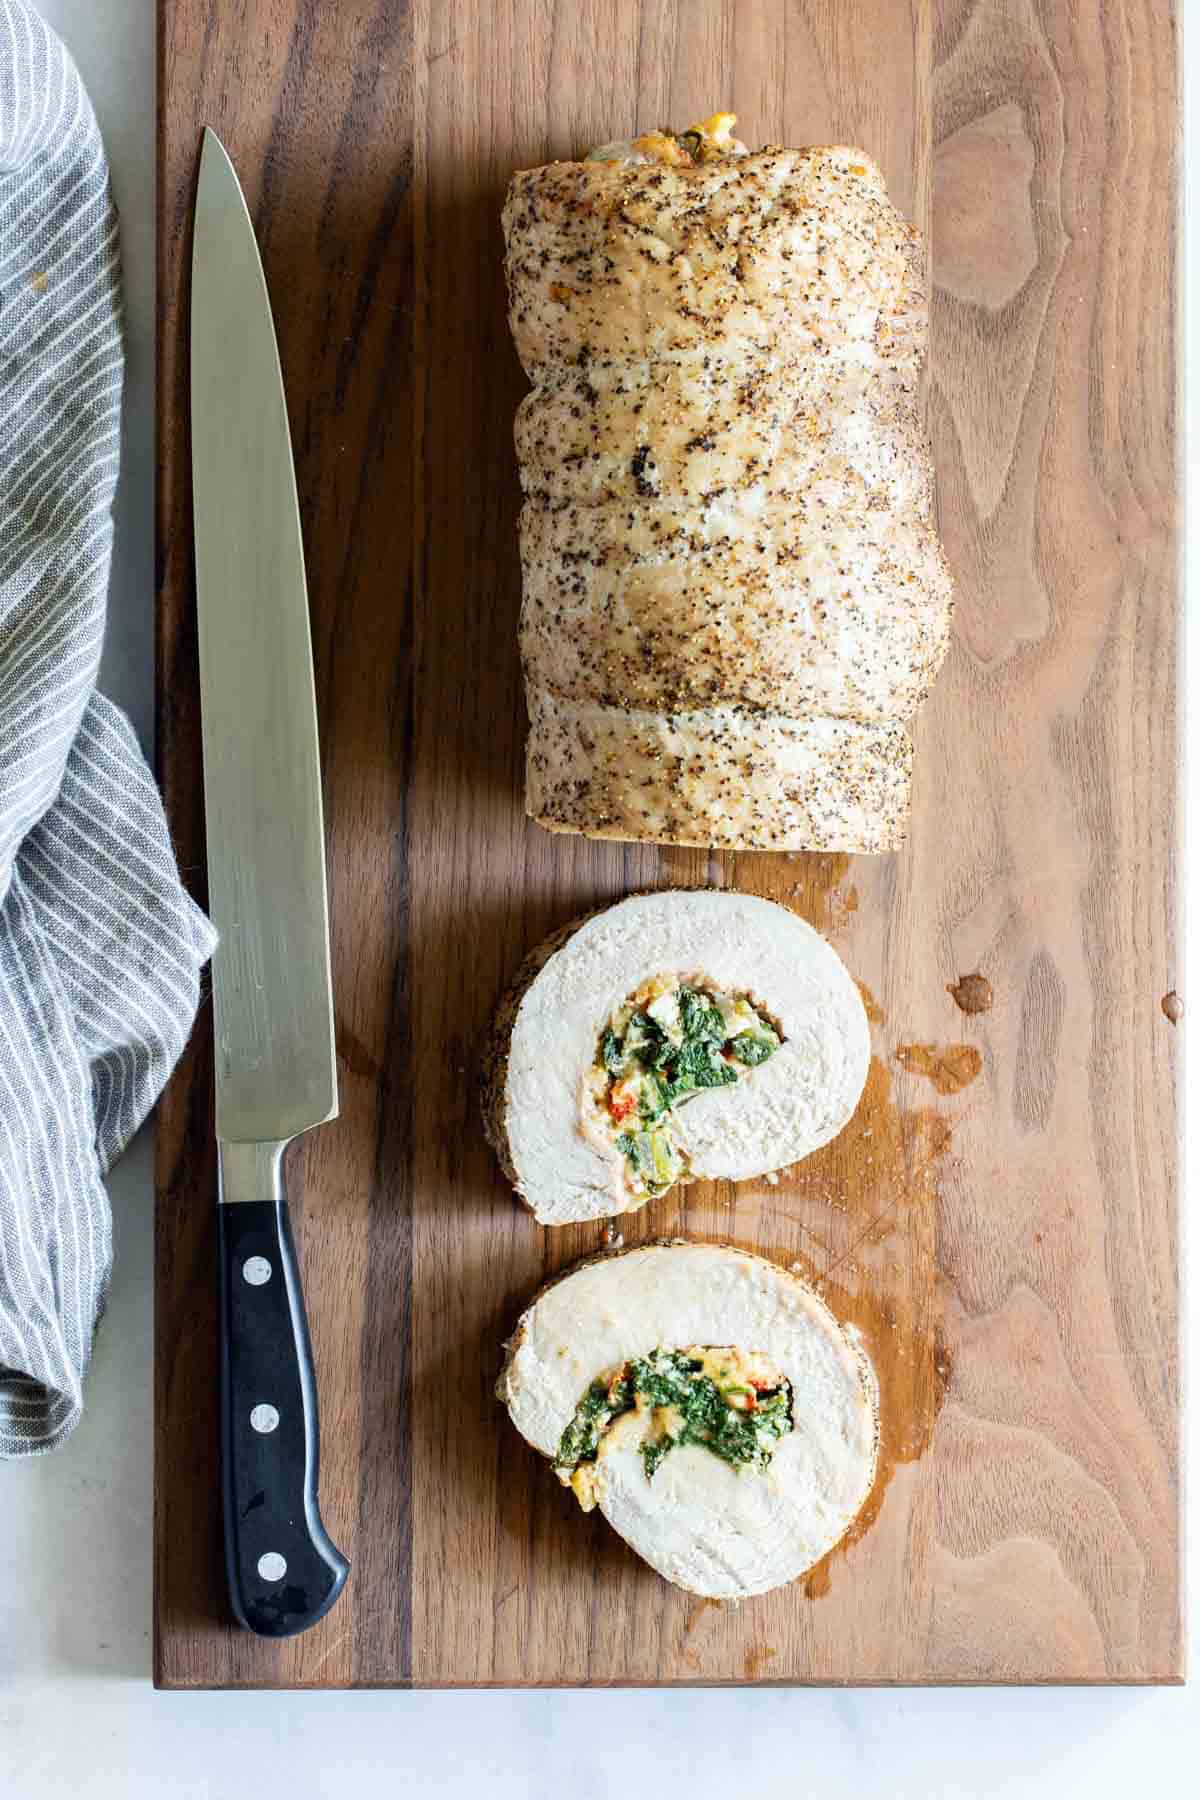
[
  {"x1": 584, "y1": 975, "x2": 782, "y2": 1201},
  {"x1": 554, "y1": 1346, "x2": 793, "y2": 1511},
  {"x1": 586, "y1": 111, "x2": 749, "y2": 168}
]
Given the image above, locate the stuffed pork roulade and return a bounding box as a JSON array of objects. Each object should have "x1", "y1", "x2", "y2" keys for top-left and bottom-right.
[
  {"x1": 500, "y1": 1242, "x2": 880, "y2": 1598},
  {"x1": 503, "y1": 114, "x2": 953, "y2": 852},
  {"x1": 481, "y1": 889, "x2": 869, "y2": 1225}
]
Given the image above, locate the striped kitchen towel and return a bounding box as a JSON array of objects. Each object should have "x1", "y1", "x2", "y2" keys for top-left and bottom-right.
[{"x1": 0, "y1": 0, "x2": 214, "y2": 1454}]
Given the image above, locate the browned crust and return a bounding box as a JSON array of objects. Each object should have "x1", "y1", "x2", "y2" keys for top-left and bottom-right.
[
  {"x1": 525, "y1": 810, "x2": 909, "y2": 854},
  {"x1": 505, "y1": 143, "x2": 953, "y2": 856},
  {"x1": 523, "y1": 707, "x2": 916, "y2": 853}
]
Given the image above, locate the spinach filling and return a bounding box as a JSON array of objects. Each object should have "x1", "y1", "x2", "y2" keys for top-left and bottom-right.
[
  {"x1": 596, "y1": 980, "x2": 782, "y2": 1197},
  {"x1": 555, "y1": 1348, "x2": 793, "y2": 1498},
  {"x1": 585, "y1": 114, "x2": 747, "y2": 168}
]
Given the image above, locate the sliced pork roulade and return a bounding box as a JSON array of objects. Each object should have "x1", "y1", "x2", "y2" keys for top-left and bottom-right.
[
  {"x1": 482, "y1": 889, "x2": 869, "y2": 1225},
  {"x1": 500, "y1": 1242, "x2": 880, "y2": 1598}
]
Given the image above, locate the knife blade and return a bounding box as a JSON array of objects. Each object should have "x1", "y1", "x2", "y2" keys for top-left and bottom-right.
[{"x1": 191, "y1": 127, "x2": 348, "y2": 1640}]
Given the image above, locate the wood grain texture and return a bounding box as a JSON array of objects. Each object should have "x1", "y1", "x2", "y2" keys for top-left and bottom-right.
[{"x1": 155, "y1": 0, "x2": 1179, "y2": 1686}]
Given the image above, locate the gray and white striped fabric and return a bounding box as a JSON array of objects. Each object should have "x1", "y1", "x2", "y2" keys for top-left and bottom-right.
[{"x1": 0, "y1": 0, "x2": 214, "y2": 1454}]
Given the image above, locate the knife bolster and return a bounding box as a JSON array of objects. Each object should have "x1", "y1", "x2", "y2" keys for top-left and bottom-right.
[{"x1": 219, "y1": 1138, "x2": 286, "y2": 1205}]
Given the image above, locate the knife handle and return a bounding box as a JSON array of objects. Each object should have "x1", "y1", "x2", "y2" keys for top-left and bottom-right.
[{"x1": 218, "y1": 1142, "x2": 349, "y2": 1638}]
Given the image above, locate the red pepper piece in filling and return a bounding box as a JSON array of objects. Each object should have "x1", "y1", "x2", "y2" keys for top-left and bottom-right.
[{"x1": 608, "y1": 1079, "x2": 638, "y2": 1122}]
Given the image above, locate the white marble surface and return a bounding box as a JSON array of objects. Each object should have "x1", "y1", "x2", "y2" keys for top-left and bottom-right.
[{"x1": 0, "y1": 3, "x2": 1194, "y2": 1793}]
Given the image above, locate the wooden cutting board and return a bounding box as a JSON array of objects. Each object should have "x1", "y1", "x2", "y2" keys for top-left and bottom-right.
[{"x1": 154, "y1": 0, "x2": 1181, "y2": 1687}]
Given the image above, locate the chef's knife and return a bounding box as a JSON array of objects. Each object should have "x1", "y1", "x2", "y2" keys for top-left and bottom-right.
[{"x1": 190, "y1": 128, "x2": 348, "y2": 1639}]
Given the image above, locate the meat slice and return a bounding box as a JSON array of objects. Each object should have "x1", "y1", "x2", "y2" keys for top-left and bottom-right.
[
  {"x1": 481, "y1": 888, "x2": 870, "y2": 1227},
  {"x1": 503, "y1": 133, "x2": 953, "y2": 851},
  {"x1": 500, "y1": 1242, "x2": 880, "y2": 1598}
]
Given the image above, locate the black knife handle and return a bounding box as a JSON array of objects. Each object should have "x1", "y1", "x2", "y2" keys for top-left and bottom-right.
[{"x1": 218, "y1": 1166, "x2": 348, "y2": 1638}]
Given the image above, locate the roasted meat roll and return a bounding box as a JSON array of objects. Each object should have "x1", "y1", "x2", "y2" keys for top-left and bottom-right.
[
  {"x1": 500, "y1": 1242, "x2": 880, "y2": 1598},
  {"x1": 503, "y1": 114, "x2": 953, "y2": 852},
  {"x1": 481, "y1": 889, "x2": 869, "y2": 1225}
]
